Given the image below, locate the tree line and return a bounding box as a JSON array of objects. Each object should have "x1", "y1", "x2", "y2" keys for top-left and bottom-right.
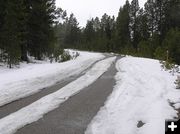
[
  {"x1": 0, "y1": 0, "x2": 63, "y2": 68},
  {"x1": 56, "y1": 0, "x2": 180, "y2": 64},
  {"x1": 0, "y1": 0, "x2": 180, "y2": 68}
]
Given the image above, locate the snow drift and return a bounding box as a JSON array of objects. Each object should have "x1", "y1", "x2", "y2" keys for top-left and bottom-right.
[{"x1": 86, "y1": 56, "x2": 180, "y2": 134}]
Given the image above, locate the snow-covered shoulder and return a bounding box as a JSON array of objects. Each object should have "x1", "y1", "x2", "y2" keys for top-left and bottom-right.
[
  {"x1": 85, "y1": 56, "x2": 180, "y2": 134},
  {"x1": 0, "y1": 50, "x2": 104, "y2": 107}
]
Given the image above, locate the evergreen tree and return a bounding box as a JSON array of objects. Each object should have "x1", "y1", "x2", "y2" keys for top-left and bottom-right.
[
  {"x1": 18, "y1": 0, "x2": 29, "y2": 62},
  {"x1": 84, "y1": 19, "x2": 95, "y2": 50},
  {"x1": 92, "y1": 17, "x2": 102, "y2": 51},
  {"x1": 155, "y1": 0, "x2": 165, "y2": 36},
  {"x1": 28, "y1": 0, "x2": 56, "y2": 60},
  {"x1": 0, "y1": 1, "x2": 7, "y2": 61},
  {"x1": 1, "y1": 0, "x2": 22, "y2": 68},
  {"x1": 163, "y1": 28, "x2": 180, "y2": 64},
  {"x1": 154, "y1": 0, "x2": 167, "y2": 42},
  {"x1": 100, "y1": 14, "x2": 115, "y2": 51},
  {"x1": 144, "y1": 0, "x2": 156, "y2": 37},
  {"x1": 115, "y1": 0, "x2": 131, "y2": 52},
  {"x1": 0, "y1": 1, "x2": 6, "y2": 39},
  {"x1": 137, "y1": 8, "x2": 150, "y2": 41},
  {"x1": 163, "y1": 0, "x2": 180, "y2": 35},
  {"x1": 129, "y1": 0, "x2": 140, "y2": 50},
  {"x1": 137, "y1": 9, "x2": 153, "y2": 57},
  {"x1": 93, "y1": 17, "x2": 101, "y2": 32},
  {"x1": 64, "y1": 13, "x2": 80, "y2": 48}
]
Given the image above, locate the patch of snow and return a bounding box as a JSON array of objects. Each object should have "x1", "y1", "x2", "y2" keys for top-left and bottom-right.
[
  {"x1": 65, "y1": 49, "x2": 80, "y2": 59},
  {"x1": 0, "y1": 50, "x2": 104, "y2": 107},
  {"x1": 0, "y1": 57, "x2": 116, "y2": 134},
  {"x1": 85, "y1": 57, "x2": 180, "y2": 134},
  {"x1": 174, "y1": 103, "x2": 180, "y2": 109}
]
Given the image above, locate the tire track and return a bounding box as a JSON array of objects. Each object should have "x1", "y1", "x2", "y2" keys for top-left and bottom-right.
[
  {"x1": 0, "y1": 56, "x2": 109, "y2": 119},
  {"x1": 15, "y1": 57, "x2": 120, "y2": 134}
]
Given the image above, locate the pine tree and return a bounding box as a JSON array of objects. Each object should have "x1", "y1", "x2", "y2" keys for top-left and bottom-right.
[
  {"x1": 115, "y1": 0, "x2": 131, "y2": 52},
  {"x1": 92, "y1": 17, "x2": 102, "y2": 51},
  {"x1": 154, "y1": 0, "x2": 166, "y2": 43},
  {"x1": 100, "y1": 14, "x2": 115, "y2": 51},
  {"x1": 137, "y1": 8, "x2": 150, "y2": 41},
  {"x1": 137, "y1": 9, "x2": 152, "y2": 57},
  {"x1": 64, "y1": 13, "x2": 80, "y2": 48},
  {"x1": 93, "y1": 17, "x2": 101, "y2": 32},
  {"x1": 0, "y1": 1, "x2": 6, "y2": 39},
  {"x1": 144, "y1": 0, "x2": 159, "y2": 57},
  {"x1": 163, "y1": 0, "x2": 180, "y2": 35},
  {"x1": 84, "y1": 19, "x2": 95, "y2": 50},
  {"x1": 1, "y1": 0, "x2": 22, "y2": 68},
  {"x1": 129, "y1": 0, "x2": 140, "y2": 50},
  {"x1": 163, "y1": 28, "x2": 180, "y2": 64},
  {"x1": 18, "y1": 0, "x2": 29, "y2": 62},
  {"x1": 144, "y1": 0, "x2": 156, "y2": 37},
  {"x1": 28, "y1": 0, "x2": 56, "y2": 60},
  {"x1": 0, "y1": 1, "x2": 7, "y2": 61}
]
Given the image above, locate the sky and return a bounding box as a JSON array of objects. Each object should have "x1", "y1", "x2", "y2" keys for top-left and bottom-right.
[{"x1": 56, "y1": 0, "x2": 146, "y2": 27}]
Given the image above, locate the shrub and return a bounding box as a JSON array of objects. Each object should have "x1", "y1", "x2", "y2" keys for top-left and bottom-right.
[
  {"x1": 138, "y1": 40, "x2": 153, "y2": 58},
  {"x1": 154, "y1": 46, "x2": 169, "y2": 61},
  {"x1": 71, "y1": 51, "x2": 80, "y2": 59},
  {"x1": 175, "y1": 76, "x2": 180, "y2": 89},
  {"x1": 60, "y1": 50, "x2": 72, "y2": 62},
  {"x1": 162, "y1": 28, "x2": 180, "y2": 64}
]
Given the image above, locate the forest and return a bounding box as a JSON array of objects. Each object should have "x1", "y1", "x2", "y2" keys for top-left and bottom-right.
[{"x1": 0, "y1": 0, "x2": 180, "y2": 68}]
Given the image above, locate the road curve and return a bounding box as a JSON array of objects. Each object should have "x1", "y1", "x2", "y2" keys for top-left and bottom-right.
[
  {"x1": 0, "y1": 57, "x2": 108, "y2": 119},
  {"x1": 15, "y1": 57, "x2": 120, "y2": 134}
]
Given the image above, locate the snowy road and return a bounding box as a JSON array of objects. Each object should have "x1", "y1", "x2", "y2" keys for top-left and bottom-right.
[
  {"x1": 0, "y1": 51, "x2": 105, "y2": 107},
  {"x1": 0, "y1": 54, "x2": 117, "y2": 134},
  {"x1": 0, "y1": 51, "x2": 179, "y2": 134},
  {"x1": 15, "y1": 57, "x2": 119, "y2": 134},
  {"x1": 0, "y1": 56, "x2": 106, "y2": 119}
]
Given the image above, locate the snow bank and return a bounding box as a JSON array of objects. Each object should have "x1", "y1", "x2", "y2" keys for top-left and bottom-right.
[
  {"x1": 0, "y1": 57, "x2": 116, "y2": 134},
  {"x1": 85, "y1": 57, "x2": 180, "y2": 134},
  {"x1": 0, "y1": 50, "x2": 104, "y2": 107}
]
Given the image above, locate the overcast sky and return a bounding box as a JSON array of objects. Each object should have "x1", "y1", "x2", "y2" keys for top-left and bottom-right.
[{"x1": 56, "y1": 0, "x2": 146, "y2": 27}]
